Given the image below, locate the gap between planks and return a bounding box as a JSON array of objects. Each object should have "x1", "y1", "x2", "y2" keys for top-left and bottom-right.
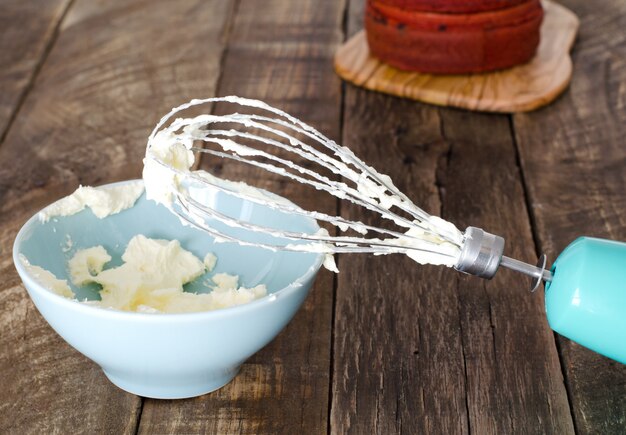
[
  {"x1": 506, "y1": 115, "x2": 580, "y2": 434},
  {"x1": 0, "y1": 0, "x2": 75, "y2": 147}
]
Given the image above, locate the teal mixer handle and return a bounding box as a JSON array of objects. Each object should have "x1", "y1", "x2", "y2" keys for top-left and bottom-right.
[
  {"x1": 455, "y1": 227, "x2": 626, "y2": 365},
  {"x1": 544, "y1": 237, "x2": 626, "y2": 365}
]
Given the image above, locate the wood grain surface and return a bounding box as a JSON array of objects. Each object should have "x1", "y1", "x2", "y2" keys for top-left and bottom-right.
[
  {"x1": 0, "y1": 0, "x2": 71, "y2": 141},
  {"x1": 0, "y1": 0, "x2": 233, "y2": 432},
  {"x1": 136, "y1": 1, "x2": 345, "y2": 432},
  {"x1": 514, "y1": 0, "x2": 626, "y2": 432},
  {"x1": 334, "y1": 1, "x2": 579, "y2": 113},
  {"x1": 330, "y1": 3, "x2": 574, "y2": 433},
  {"x1": 0, "y1": 0, "x2": 625, "y2": 434}
]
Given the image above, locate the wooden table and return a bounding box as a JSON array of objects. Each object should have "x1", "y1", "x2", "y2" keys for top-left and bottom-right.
[{"x1": 1, "y1": 1, "x2": 625, "y2": 433}]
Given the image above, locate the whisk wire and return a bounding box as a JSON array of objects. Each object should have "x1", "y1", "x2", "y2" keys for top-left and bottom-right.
[
  {"x1": 150, "y1": 155, "x2": 452, "y2": 246},
  {"x1": 146, "y1": 96, "x2": 464, "y2": 266},
  {"x1": 174, "y1": 113, "x2": 452, "y2": 240},
  {"x1": 155, "y1": 100, "x2": 446, "y2": 235},
  {"x1": 175, "y1": 192, "x2": 460, "y2": 259},
  {"x1": 190, "y1": 143, "x2": 434, "y2": 236}
]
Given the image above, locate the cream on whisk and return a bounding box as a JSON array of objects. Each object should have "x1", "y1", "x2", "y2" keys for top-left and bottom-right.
[{"x1": 143, "y1": 96, "x2": 464, "y2": 270}]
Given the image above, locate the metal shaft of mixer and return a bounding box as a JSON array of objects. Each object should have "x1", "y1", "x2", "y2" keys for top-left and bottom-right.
[
  {"x1": 500, "y1": 255, "x2": 553, "y2": 283},
  {"x1": 455, "y1": 227, "x2": 553, "y2": 291}
]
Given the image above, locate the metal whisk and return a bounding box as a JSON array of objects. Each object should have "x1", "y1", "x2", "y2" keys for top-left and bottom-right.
[{"x1": 144, "y1": 96, "x2": 552, "y2": 290}]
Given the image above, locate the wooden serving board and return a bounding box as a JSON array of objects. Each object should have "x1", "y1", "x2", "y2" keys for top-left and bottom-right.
[{"x1": 334, "y1": 1, "x2": 579, "y2": 113}]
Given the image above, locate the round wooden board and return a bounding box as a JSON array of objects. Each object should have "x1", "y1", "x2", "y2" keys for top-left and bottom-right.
[{"x1": 334, "y1": 1, "x2": 579, "y2": 113}]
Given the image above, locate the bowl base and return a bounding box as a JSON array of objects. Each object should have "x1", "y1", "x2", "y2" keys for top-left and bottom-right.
[{"x1": 102, "y1": 366, "x2": 240, "y2": 399}]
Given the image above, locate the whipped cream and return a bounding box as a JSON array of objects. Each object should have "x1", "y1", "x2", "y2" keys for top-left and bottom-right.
[
  {"x1": 203, "y1": 252, "x2": 217, "y2": 271},
  {"x1": 39, "y1": 182, "x2": 144, "y2": 222},
  {"x1": 22, "y1": 235, "x2": 267, "y2": 314},
  {"x1": 19, "y1": 255, "x2": 74, "y2": 298}
]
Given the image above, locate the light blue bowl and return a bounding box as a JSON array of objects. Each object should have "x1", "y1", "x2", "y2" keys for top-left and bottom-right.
[{"x1": 13, "y1": 180, "x2": 324, "y2": 399}]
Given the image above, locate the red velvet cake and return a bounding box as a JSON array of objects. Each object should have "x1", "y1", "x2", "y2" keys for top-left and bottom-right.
[
  {"x1": 365, "y1": 0, "x2": 544, "y2": 74},
  {"x1": 373, "y1": 0, "x2": 530, "y2": 13}
]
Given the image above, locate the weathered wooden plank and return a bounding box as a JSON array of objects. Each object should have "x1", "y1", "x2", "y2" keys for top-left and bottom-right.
[
  {"x1": 332, "y1": 89, "x2": 574, "y2": 435},
  {"x1": 0, "y1": 0, "x2": 232, "y2": 433},
  {"x1": 514, "y1": 0, "x2": 626, "y2": 432},
  {"x1": 332, "y1": 91, "x2": 471, "y2": 434},
  {"x1": 330, "y1": 1, "x2": 574, "y2": 432},
  {"x1": 440, "y1": 109, "x2": 573, "y2": 434},
  {"x1": 137, "y1": 0, "x2": 346, "y2": 433},
  {"x1": 0, "y1": 263, "x2": 141, "y2": 434},
  {"x1": 0, "y1": 0, "x2": 70, "y2": 142}
]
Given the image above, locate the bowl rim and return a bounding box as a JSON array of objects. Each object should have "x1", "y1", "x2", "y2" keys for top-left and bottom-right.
[{"x1": 13, "y1": 179, "x2": 326, "y2": 321}]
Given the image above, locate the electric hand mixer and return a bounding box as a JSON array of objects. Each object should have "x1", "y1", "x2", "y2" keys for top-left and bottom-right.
[{"x1": 144, "y1": 96, "x2": 626, "y2": 365}]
